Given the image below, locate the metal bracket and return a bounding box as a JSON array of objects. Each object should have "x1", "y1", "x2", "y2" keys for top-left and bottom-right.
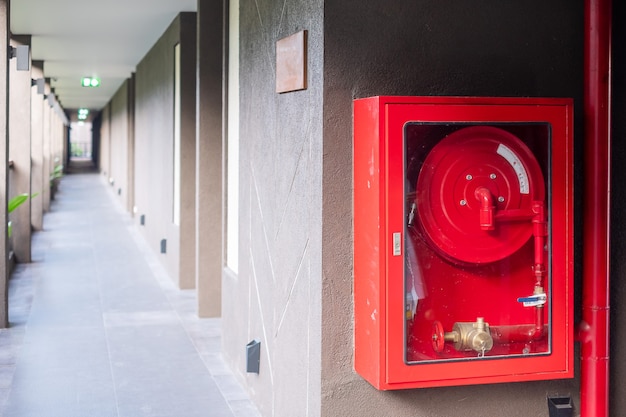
[{"x1": 246, "y1": 340, "x2": 261, "y2": 373}]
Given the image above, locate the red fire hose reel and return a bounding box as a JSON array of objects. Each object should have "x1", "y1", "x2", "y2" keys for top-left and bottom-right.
[{"x1": 416, "y1": 126, "x2": 545, "y2": 265}]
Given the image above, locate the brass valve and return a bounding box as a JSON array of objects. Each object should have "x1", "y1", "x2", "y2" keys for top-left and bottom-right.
[{"x1": 443, "y1": 317, "x2": 494, "y2": 355}]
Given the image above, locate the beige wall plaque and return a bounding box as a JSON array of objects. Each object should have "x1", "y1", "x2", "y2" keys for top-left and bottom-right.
[{"x1": 276, "y1": 30, "x2": 307, "y2": 93}]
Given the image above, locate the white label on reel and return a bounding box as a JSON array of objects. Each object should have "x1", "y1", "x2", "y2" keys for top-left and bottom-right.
[{"x1": 496, "y1": 143, "x2": 530, "y2": 195}]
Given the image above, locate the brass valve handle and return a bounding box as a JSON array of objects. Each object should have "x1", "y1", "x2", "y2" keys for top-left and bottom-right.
[{"x1": 432, "y1": 318, "x2": 494, "y2": 355}]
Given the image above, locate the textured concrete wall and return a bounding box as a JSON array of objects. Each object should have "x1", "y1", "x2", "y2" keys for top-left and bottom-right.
[
  {"x1": 8, "y1": 36, "x2": 32, "y2": 263},
  {"x1": 134, "y1": 13, "x2": 196, "y2": 288},
  {"x1": 321, "y1": 2, "x2": 583, "y2": 417},
  {"x1": 224, "y1": 0, "x2": 323, "y2": 415},
  {"x1": 109, "y1": 81, "x2": 129, "y2": 209}
]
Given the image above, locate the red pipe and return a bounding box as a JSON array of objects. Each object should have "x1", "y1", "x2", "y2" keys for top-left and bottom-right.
[
  {"x1": 582, "y1": 0, "x2": 611, "y2": 416},
  {"x1": 490, "y1": 319, "x2": 545, "y2": 344},
  {"x1": 532, "y1": 201, "x2": 546, "y2": 288}
]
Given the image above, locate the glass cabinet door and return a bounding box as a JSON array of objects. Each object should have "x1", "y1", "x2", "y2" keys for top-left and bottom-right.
[{"x1": 403, "y1": 123, "x2": 552, "y2": 363}]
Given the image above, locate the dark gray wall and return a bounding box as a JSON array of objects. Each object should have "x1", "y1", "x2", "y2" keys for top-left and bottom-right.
[
  {"x1": 322, "y1": 2, "x2": 583, "y2": 417},
  {"x1": 224, "y1": 0, "x2": 323, "y2": 415}
]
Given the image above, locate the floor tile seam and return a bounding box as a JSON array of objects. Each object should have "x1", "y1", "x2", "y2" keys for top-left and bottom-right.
[
  {"x1": 0, "y1": 346, "x2": 17, "y2": 415},
  {"x1": 7, "y1": 223, "x2": 107, "y2": 398},
  {"x1": 89, "y1": 181, "x2": 259, "y2": 416},
  {"x1": 94, "y1": 260, "x2": 122, "y2": 417},
  {"x1": 63, "y1": 177, "x2": 122, "y2": 417},
  {"x1": 97, "y1": 178, "x2": 207, "y2": 415},
  {"x1": 1, "y1": 247, "x2": 43, "y2": 415},
  {"x1": 2, "y1": 177, "x2": 107, "y2": 415},
  {"x1": 93, "y1": 192, "x2": 159, "y2": 285},
  {"x1": 100, "y1": 175, "x2": 258, "y2": 417},
  {"x1": 124, "y1": 220, "x2": 214, "y2": 353},
  {"x1": 122, "y1": 204, "x2": 246, "y2": 416}
]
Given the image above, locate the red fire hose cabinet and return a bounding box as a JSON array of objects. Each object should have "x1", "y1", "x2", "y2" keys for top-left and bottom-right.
[{"x1": 353, "y1": 96, "x2": 573, "y2": 389}]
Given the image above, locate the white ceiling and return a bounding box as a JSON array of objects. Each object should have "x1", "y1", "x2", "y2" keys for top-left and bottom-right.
[{"x1": 11, "y1": 0, "x2": 197, "y2": 113}]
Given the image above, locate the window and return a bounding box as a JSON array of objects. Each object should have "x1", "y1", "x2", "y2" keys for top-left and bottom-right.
[{"x1": 173, "y1": 43, "x2": 181, "y2": 226}]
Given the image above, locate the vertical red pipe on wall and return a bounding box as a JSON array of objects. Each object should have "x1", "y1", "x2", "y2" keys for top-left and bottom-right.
[{"x1": 582, "y1": 0, "x2": 611, "y2": 416}]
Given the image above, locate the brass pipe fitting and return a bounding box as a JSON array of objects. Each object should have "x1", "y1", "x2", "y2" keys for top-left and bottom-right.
[{"x1": 444, "y1": 317, "x2": 494, "y2": 354}]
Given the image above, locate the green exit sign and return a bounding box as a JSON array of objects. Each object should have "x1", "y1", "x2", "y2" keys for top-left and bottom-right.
[
  {"x1": 81, "y1": 77, "x2": 100, "y2": 87},
  {"x1": 78, "y1": 108, "x2": 89, "y2": 120}
]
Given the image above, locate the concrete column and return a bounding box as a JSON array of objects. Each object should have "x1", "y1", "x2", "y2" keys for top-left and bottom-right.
[
  {"x1": 99, "y1": 104, "x2": 111, "y2": 183},
  {"x1": 60, "y1": 117, "x2": 66, "y2": 165},
  {"x1": 49, "y1": 98, "x2": 59, "y2": 200},
  {"x1": 57, "y1": 112, "x2": 66, "y2": 168},
  {"x1": 8, "y1": 36, "x2": 32, "y2": 263},
  {"x1": 195, "y1": 0, "x2": 224, "y2": 317},
  {"x1": 63, "y1": 121, "x2": 69, "y2": 170},
  {"x1": 179, "y1": 14, "x2": 197, "y2": 290},
  {"x1": 0, "y1": 0, "x2": 10, "y2": 327},
  {"x1": 42, "y1": 86, "x2": 50, "y2": 212},
  {"x1": 30, "y1": 61, "x2": 44, "y2": 231},
  {"x1": 52, "y1": 111, "x2": 61, "y2": 170},
  {"x1": 126, "y1": 73, "x2": 135, "y2": 215}
]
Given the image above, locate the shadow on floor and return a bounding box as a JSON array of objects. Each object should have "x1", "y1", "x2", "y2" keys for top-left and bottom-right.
[{"x1": 65, "y1": 157, "x2": 98, "y2": 174}]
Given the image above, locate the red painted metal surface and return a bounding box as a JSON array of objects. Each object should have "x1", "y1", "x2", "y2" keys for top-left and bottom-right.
[
  {"x1": 353, "y1": 96, "x2": 573, "y2": 389},
  {"x1": 581, "y1": 0, "x2": 611, "y2": 415}
]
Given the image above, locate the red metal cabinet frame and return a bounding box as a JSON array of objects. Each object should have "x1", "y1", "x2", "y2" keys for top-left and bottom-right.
[{"x1": 353, "y1": 96, "x2": 573, "y2": 389}]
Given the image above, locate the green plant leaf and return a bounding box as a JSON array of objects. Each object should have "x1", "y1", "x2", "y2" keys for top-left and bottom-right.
[
  {"x1": 50, "y1": 165, "x2": 64, "y2": 180},
  {"x1": 7, "y1": 192, "x2": 38, "y2": 213},
  {"x1": 8, "y1": 194, "x2": 29, "y2": 213}
]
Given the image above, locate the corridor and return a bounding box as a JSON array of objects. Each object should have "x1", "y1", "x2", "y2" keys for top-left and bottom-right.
[{"x1": 0, "y1": 170, "x2": 260, "y2": 417}]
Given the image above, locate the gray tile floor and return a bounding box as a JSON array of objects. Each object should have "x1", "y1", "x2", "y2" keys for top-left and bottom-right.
[{"x1": 0, "y1": 171, "x2": 261, "y2": 417}]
